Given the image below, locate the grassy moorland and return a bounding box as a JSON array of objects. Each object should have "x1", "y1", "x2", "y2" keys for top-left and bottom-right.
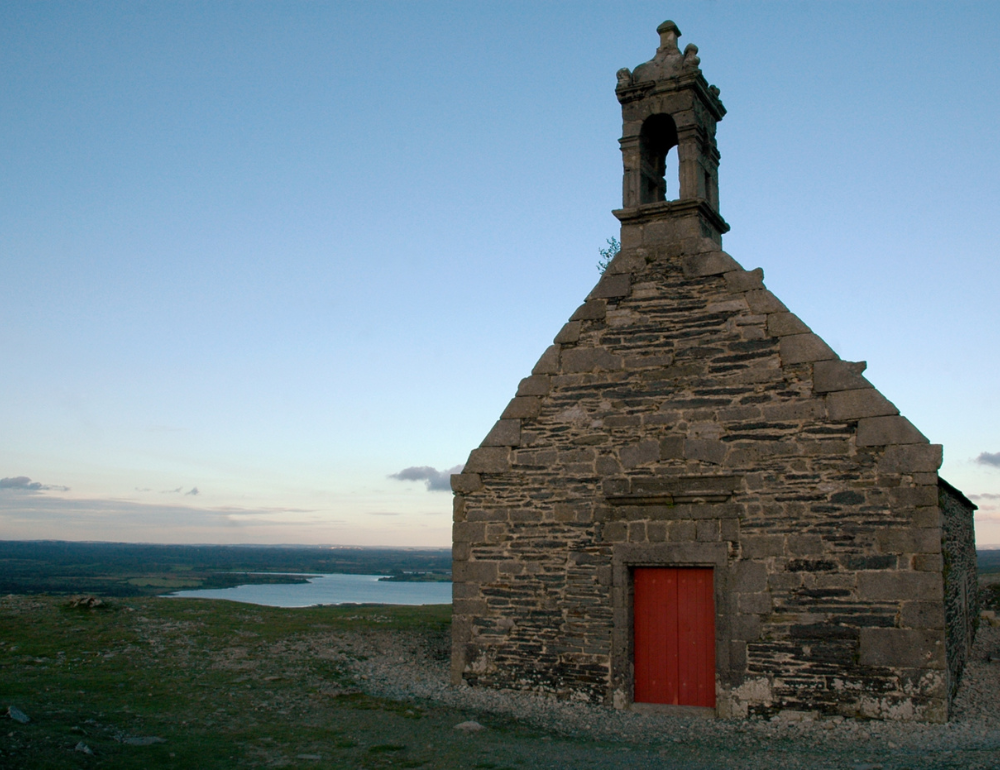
[{"x1": 1, "y1": 596, "x2": 515, "y2": 770}]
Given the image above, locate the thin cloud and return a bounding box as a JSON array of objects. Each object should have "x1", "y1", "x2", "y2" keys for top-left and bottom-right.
[
  {"x1": 389, "y1": 465, "x2": 463, "y2": 492},
  {"x1": 0, "y1": 476, "x2": 69, "y2": 492},
  {"x1": 970, "y1": 493, "x2": 1000, "y2": 500},
  {"x1": 0, "y1": 495, "x2": 341, "y2": 542},
  {"x1": 185, "y1": 487, "x2": 199, "y2": 496},
  {"x1": 369, "y1": 512, "x2": 401, "y2": 517},
  {"x1": 211, "y1": 506, "x2": 317, "y2": 515},
  {"x1": 976, "y1": 452, "x2": 1000, "y2": 468}
]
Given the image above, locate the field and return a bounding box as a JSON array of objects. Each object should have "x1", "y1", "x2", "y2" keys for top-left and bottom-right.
[{"x1": 1, "y1": 596, "x2": 529, "y2": 769}]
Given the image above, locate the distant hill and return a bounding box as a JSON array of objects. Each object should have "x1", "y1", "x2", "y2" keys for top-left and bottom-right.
[
  {"x1": 979, "y1": 548, "x2": 1000, "y2": 575},
  {"x1": 0, "y1": 540, "x2": 451, "y2": 597}
]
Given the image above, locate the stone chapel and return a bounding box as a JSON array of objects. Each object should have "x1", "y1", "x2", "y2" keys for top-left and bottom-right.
[{"x1": 450, "y1": 21, "x2": 977, "y2": 722}]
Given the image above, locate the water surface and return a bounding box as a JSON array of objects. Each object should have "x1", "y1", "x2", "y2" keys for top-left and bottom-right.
[{"x1": 168, "y1": 573, "x2": 451, "y2": 608}]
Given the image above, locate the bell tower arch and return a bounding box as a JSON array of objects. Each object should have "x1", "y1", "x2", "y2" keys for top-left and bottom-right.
[{"x1": 614, "y1": 21, "x2": 728, "y2": 251}]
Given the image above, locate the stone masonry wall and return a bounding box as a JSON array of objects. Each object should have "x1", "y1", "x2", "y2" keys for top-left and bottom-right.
[
  {"x1": 452, "y1": 226, "x2": 953, "y2": 722},
  {"x1": 939, "y1": 479, "x2": 978, "y2": 705}
]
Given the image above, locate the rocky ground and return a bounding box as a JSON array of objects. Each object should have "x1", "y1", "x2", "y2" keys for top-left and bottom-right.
[{"x1": 340, "y1": 622, "x2": 1000, "y2": 769}]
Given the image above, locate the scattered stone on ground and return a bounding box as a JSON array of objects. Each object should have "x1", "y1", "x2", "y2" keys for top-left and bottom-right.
[
  {"x1": 314, "y1": 621, "x2": 1000, "y2": 767},
  {"x1": 74, "y1": 741, "x2": 93, "y2": 755},
  {"x1": 66, "y1": 595, "x2": 105, "y2": 609},
  {"x1": 121, "y1": 735, "x2": 166, "y2": 746},
  {"x1": 453, "y1": 720, "x2": 486, "y2": 733},
  {"x1": 6, "y1": 706, "x2": 29, "y2": 724}
]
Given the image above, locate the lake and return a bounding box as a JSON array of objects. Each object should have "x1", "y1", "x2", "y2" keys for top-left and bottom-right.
[{"x1": 168, "y1": 573, "x2": 451, "y2": 608}]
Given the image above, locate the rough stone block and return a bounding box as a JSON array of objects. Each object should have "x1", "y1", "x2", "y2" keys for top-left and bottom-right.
[
  {"x1": 888, "y1": 486, "x2": 939, "y2": 507},
  {"x1": 589, "y1": 273, "x2": 631, "y2": 299},
  {"x1": 466, "y1": 508, "x2": 508, "y2": 523},
  {"x1": 876, "y1": 528, "x2": 942, "y2": 554},
  {"x1": 732, "y1": 560, "x2": 768, "y2": 592},
  {"x1": 738, "y1": 592, "x2": 773, "y2": 614},
  {"x1": 766, "y1": 312, "x2": 811, "y2": 337},
  {"x1": 779, "y1": 333, "x2": 836, "y2": 365},
  {"x1": 901, "y1": 601, "x2": 946, "y2": 629},
  {"x1": 669, "y1": 520, "x2": 697, "y2": 542},
  {"x1": 812, "y1": 359, "x2": 870, "y2": 392},
  {"x1": 741, "y1": 535, "x2": 784, "y2": 559},
  {"x1": 532, "y1": 345, "x2": 561, "y2": 375},
  {"x1": 647, "y1": 521, "x2": 668, "y2": 542},
  {"x1": 912, "y1": 506, "x2": 941, "y2": 527},
  {"x1": 501, "y1": 397, "x2": 541, "y2": 420},
  {"x1": 624, "y1": 352, "x2": 674, "y2": 370},
  {"x1": 619, "y1": 440, "x2": 660, "y2": 469},
  {"x1": 595, "y1": 455, "x2": 622, "y2": 475},
  {"x1": 768, "y1": 572, "x2": 802, "y2": 590},
  {"x1": 682, "y1": 250, "x2": 741, "y2": 277},
  {"x1": 451, "y1": 473, "x2": 483, "y2": 494},
  {"x1": 481, "y1": 419, "x2": 521, "y2": 447},
  {"x1": 619, "y1": 223, "x2": 641, "y2": 249},
  {"x1": 858, "y1": 628, "x2": 946, "y2": 669},
  {"x1": 569, "y1": 299, "x2": 607, "y2": 321},
  {"x1": 627, "y1": 521, "x2": 647, "y2": 542},
  {"x1": 724, "y1": 268, "x2": 764, "y2": 293},
  {"x1": 878, "y1": 444, "x2": 943, "y2": 473},
  {"x1": 696, "y1": 519, "x2": 720, "y2": 542},
  {"x1": 464, "y1": 447, "x2": 512, "y2": 474},
  {"x1": 733, "y1": 613, "x2": 762, "y2": 642},
  {"x1": 827, "y1": 389, "x2": 899, "y2": 420},
  {"x1": 858, "y1": 571, "x2": 943, "y2": 601},
  {"x1": 553, "y1": 322, "x2": 582, "y2": 344},
  {"x1": 562, "y1": 347, "x2": 623, "y2": 373},
  {"x1": 512, "y1": 448, "x2": 556, "y2": 467},
  {"x1": 516, "y1": 375, "x2": 551, "y2": 397},
  {"x1": 912, "y1": 553, "x2": 944, "y2": 572},
  {"x1": 786, "y1": 535, "x2": 825, "y2": 556},
  {"x1": 745, "y1": 289, "x2": 787, "y2": 314},
  {"x1": 761, "y1": 401, "x2": 824, "y2": 421},
  {"x1": 659, "y1": 436, "x2": 685, "y2": 459},
  {"x1": 684, "y1": 439, "x2": 727, "y2": 465},
  {"x1": 720, "y1": 517, "x2": 740, "y2": 541},
  {"x1": 508, "y1": 508, "x2": 542, "y2": 522},
  {"x1": 453, "y1": 598, "x2": 489, "y2": 615},
  {"x1": 856, "y1": 416, "x2": 927, "y2": 446},
  {"x1": 601, "y1": 521, "x2": 627, "y2": 542},
  {"x1": 453, "y1": 521, "x2": 485, "y2": 543},
  {"x1": 606, "y1": 248, "x2": 647, "y2": 274}
]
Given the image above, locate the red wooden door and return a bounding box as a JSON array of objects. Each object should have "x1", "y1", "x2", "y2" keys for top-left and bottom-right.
[{"x1": 633, "y1": 567, "x2": 715, "y2": 707}]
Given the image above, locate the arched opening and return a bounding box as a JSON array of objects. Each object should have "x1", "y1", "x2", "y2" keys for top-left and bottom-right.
[{"x1": 639, "y1": 114, "x2": 678, "y2": 204}]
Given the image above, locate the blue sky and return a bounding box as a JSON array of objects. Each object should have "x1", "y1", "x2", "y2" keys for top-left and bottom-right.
[{"x1": 2, "y1": 2, "x2": 999, "y2": 546}]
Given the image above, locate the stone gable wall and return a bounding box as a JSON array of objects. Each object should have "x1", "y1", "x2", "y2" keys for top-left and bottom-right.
[{"x1": 452, "y1": 236, "x2": 955, "y2": 722}]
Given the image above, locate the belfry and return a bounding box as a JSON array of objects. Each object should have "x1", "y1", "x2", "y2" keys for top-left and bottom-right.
[{"x1": 450, "y1": 20, "x2": 976, "y2": 722}]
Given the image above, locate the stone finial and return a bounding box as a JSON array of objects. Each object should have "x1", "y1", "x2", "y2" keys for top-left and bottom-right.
[
  {"x1": 683, "y1": 44, "x2": 700, "y2": 70},
  {"x1": 630, "y1": 19, "x2": 699, "y2": 85},
  {"x1": 656, "y1": 20, "x2": 681, "y2": 53},
  {"x1": 616, "y1": 68, "x2": 632, "y2": 88}
]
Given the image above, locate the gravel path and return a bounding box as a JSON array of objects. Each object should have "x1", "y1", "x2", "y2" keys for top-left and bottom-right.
[{"x1": 340, "y1": 623, "x2": 1000, "y2": 768}]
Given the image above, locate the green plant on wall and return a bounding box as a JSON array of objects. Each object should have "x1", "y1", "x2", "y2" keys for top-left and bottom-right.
[{"x1": 597, "y1": 237, "x2": 620, "y2": 274}]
